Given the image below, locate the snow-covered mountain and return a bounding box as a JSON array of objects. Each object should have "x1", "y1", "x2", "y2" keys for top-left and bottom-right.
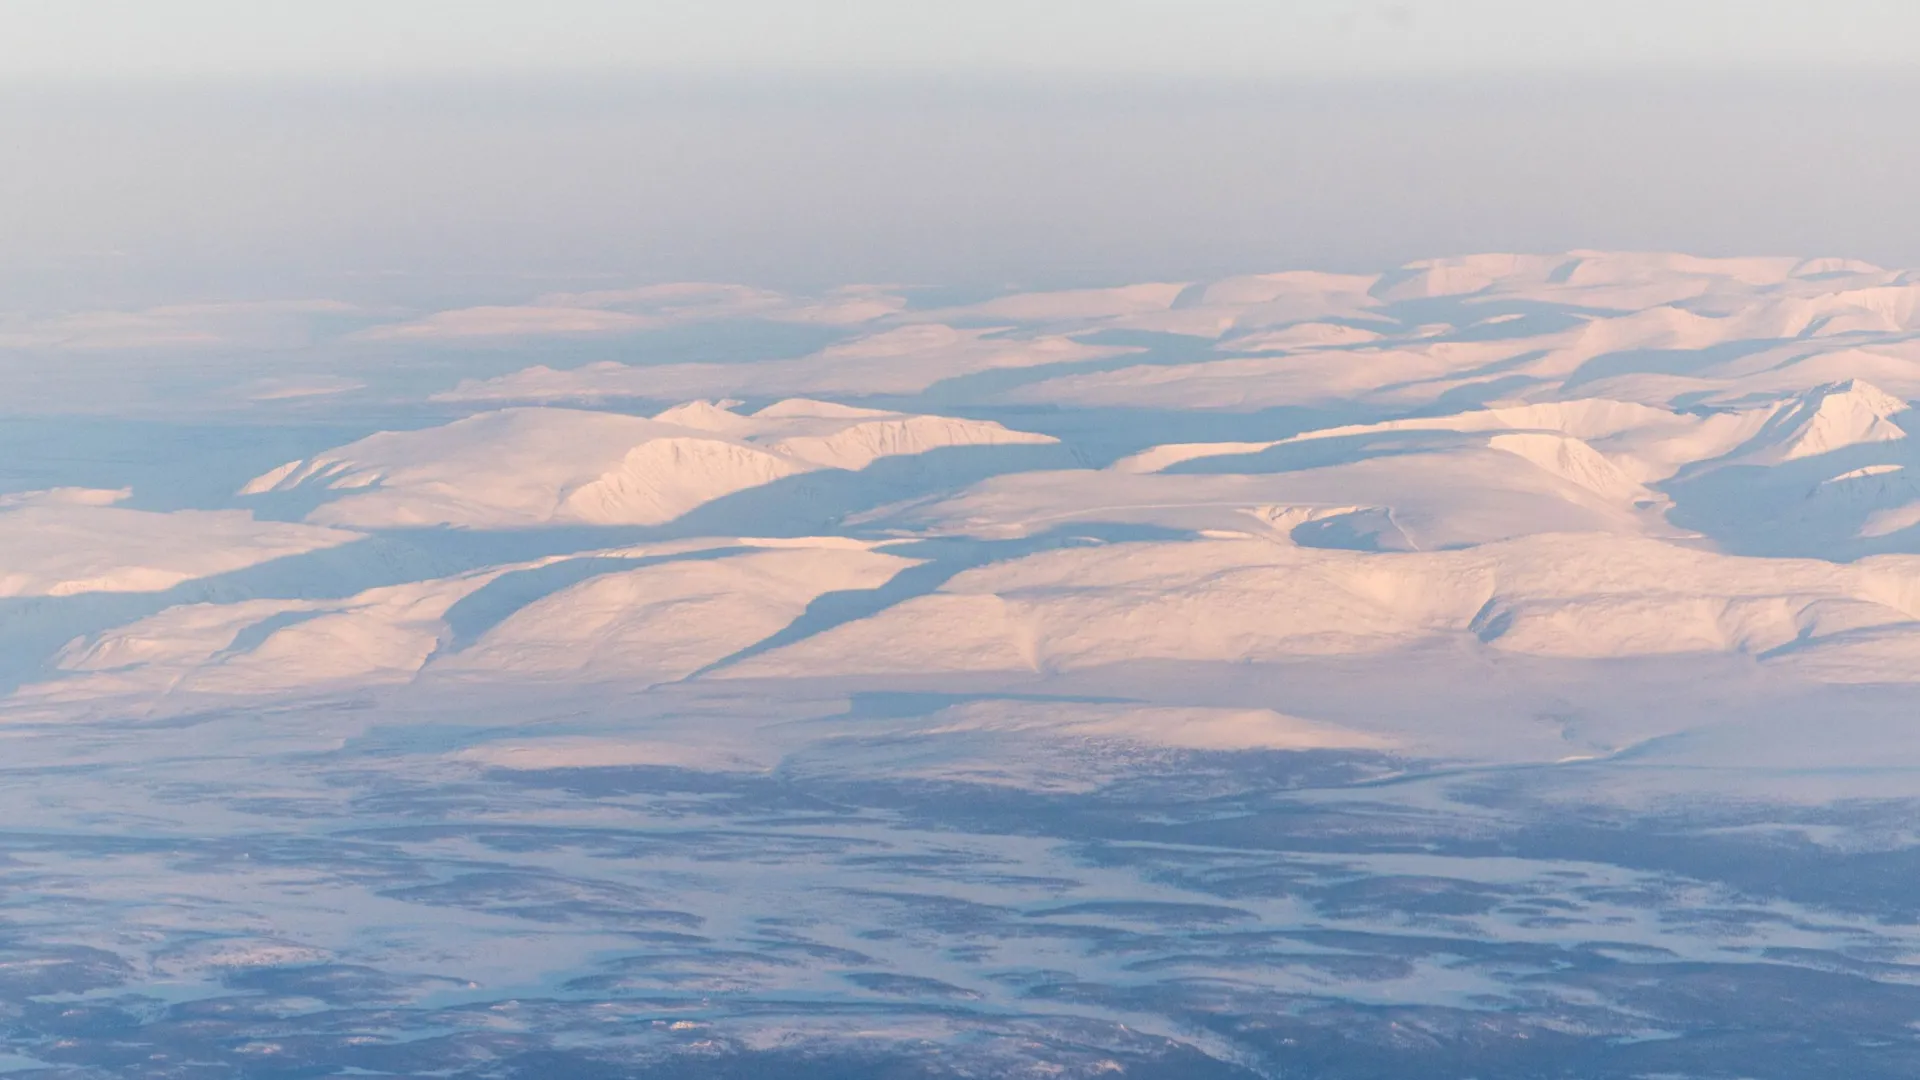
[
  {"x1": 240, "y1": 399, "x2": 1058, "y2": 528},
  {"x1": 11, "y1": 253, "x2": 1920, "y2": 1077},
  {"x1": 17, "y1": 251, "x2": 1920, "y2": 718}
]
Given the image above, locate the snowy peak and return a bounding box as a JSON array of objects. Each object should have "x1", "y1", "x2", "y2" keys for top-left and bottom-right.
[
  {"x1": 767, "y1": 413, "x2": 1056, "y2": 471},
  {"x1": 240, "y1": 400, "x2": 1056, "y2": 529},
  {"x1": 1487, "y1": 432, "x2": 1655, "y2": 505},
  {"x1": 556, "y1": 436, "x2": 808, "y2": 526},
  {"x1": 1740, "y1": 379, "x2": 1911, "y2": 464},
  {"x1": 650, "y1": 398, "x2": 756, "y2": 433}
]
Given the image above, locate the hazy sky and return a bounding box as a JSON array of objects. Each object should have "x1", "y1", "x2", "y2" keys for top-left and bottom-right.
[
  {"x1": 3, "y1": 3, "x2": 1918, "y2": 311},
  {"x1": 6, "y1": 0, "x2": 1919, "y2": 81}
]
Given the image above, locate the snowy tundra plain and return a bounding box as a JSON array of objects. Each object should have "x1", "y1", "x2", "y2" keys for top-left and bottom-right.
[{"x1": 6, "y1": 252, "x2": 1920, "y2": 1076}]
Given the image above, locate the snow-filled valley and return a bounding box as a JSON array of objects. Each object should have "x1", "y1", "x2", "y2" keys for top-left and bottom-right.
[{"x1": 8, "y1": 252, "x2": 1920, "y2": 1077}]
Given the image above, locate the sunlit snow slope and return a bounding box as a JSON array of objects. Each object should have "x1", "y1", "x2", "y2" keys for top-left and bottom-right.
[
  {"x1": 14, "y1": 252, "x2": 1920, "y2": 727},
  {"x1": 10, "y1": 252, "x2": 1920, "y2": 1078}
]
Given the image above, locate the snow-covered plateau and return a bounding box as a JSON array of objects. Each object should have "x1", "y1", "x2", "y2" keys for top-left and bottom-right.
[{"x1": 6, "y1": 253, "x2": 1920, "y2": 1077}]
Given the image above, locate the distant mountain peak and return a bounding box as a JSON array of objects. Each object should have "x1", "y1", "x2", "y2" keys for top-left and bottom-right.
[{"x1": 1739, "y1": 379, "x2": 1911, "y2": 464}]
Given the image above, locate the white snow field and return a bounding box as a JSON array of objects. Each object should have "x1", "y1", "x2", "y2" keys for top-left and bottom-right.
[
  {"x1": 240, "y1": 399, "x2": 1058, "y2": 528},
  {"x1": 0, "y1": 486, "x2": 359, "y2": 597},
  {"x1": 9, "y1": 252, "x2": 1920, "y2": 1077}
]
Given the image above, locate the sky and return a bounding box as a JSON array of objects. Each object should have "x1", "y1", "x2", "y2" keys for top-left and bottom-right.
[
  {"x1": 2, "y1": 2, "x2": 1917, "y2": 310},
  {"x1": 6, "y1": 0, "x2": 1919, "y2": 81}
]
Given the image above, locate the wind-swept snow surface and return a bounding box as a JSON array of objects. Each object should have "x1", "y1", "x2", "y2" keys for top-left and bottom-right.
[
  {"x1": 13, "y1": 253, "x2": 1920, "y2": 1078},
  {"x1": 0, "y1": 487, "x2": 358, "y2": 597}
]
